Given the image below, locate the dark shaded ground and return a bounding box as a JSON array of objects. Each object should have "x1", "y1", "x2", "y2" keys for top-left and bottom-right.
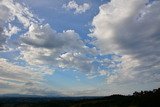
[{"x1": 0, "y1": 88, "x2": 160, "y2": 107}]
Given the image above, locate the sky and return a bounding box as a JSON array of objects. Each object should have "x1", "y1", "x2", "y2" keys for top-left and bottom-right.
[{"x1": 0, "y1": 0, "x2": 160, "y2": 96}]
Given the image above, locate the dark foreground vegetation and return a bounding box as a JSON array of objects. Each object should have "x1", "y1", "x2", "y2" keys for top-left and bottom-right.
[{"x1": 0, "y1": 88, "x2": 160, "y2": 107}]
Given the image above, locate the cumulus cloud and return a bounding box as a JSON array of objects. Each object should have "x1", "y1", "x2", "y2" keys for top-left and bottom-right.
[
  {"x1": 4, "y1": 23, "x2": 21, "y2": 36},
  {"x1": 91, "y1": 0, "x2": 160, "y2": 84},
  {"x1": 63, "y1": 0, "x2": 90, "y2": 14},
  {"x1": 14, "y1": 4, "x2": 101, "y2": 74},
  {"x1": 20, "y1": 28, "x2": 96, "y2": 73},
  {"x1": 20, "y1": 29, "x2": 114, "y2": 76},
  {"x1": 21, "y1": 23, "x2": 85, "y2": 50}
]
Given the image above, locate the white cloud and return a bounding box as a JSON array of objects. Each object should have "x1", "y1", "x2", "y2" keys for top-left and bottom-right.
[
  {"x1": 4, "y1": 23, "x2": 21, "y2": 36},
  {"x1": 0, "y1": 0, "x2": 37, "y2": 51},
  {"x1": 0, "y1": 0, "x2": 99, "y2": 75},
  {"x1": 1, "y1": 0, "x2": 37, "y2": 28},
  {"x1": 91, "y1": 0, "x2": 160, "y2": 84},
  {"x1": 0, "y1": 2, "x2": 11, "y2": 51},
  {"x1": 0, "y1": 0, "x2": 114, "y2": 95},
  {"x1": 99, "y1": 70, "x2": 108, "y2": 76},
  {"x1": 3, "y1": 0, "x2": 158, "y2": 96},
  {"x1": 0, "y1": 58, "x2": 49, "y2": 82},
  {"x1": 0, "y1": 4, "x2": 9, "y2": 25},
  {"x1": 19, "y1": 20, "x2": 99, "y2": 74},
  {"x1": 21, "y1": 23, "x2": 85, "y2": 50},
  {"x1": 0, "y1": 0, "x2": 57, "y2": 93},
  {"x1": 0, "y1": 58, "x2": 40, "y2": 93},
  {"x1": 19, "y1": 23, "x2": 91, "y2": 72},
  {"x1": 63, "y1": 0, "x2": 90, "y2": 14},
  {"x1": 0, "y1": 58, "x2": 62, "y2": 95}
]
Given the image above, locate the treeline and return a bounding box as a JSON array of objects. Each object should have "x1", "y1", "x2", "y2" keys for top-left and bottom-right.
[
  {"x1": 71, "y1": 88, "x2": 160, "y2": 107},
  {"x1": 133, "y1": 88, "x2": 160, "y2": 96}
]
